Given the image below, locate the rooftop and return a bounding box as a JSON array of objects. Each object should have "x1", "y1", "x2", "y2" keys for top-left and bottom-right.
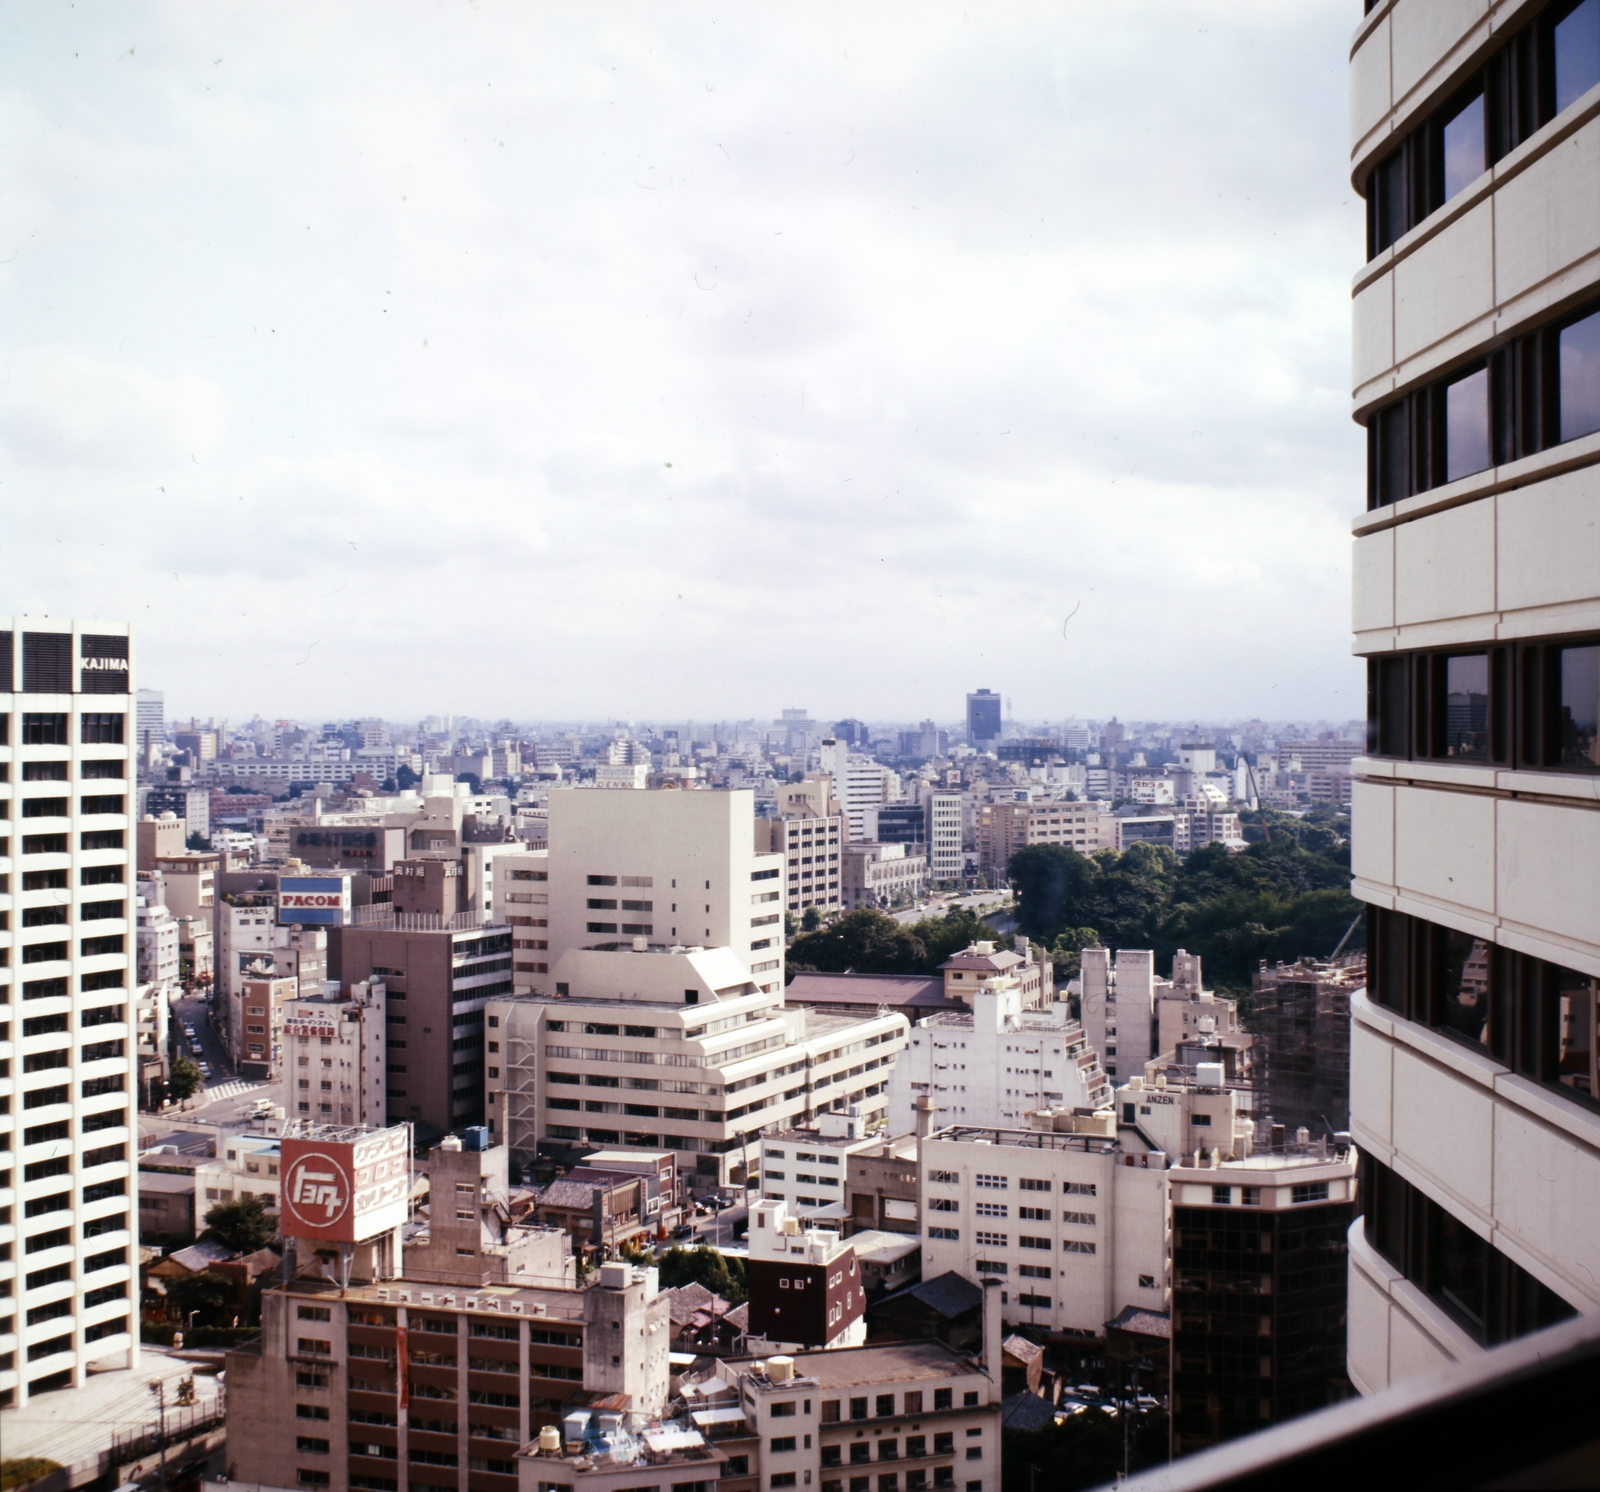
[
  {"x1": 275, "y1": 1274, "x2": 584, "y2": 1317},
  {"x1": 749, "y1": 1338, "x2": 983, "y2": 1389},
  {"x1": 930, "y1": 1124, "x2": 1118, "y2": 1156}
]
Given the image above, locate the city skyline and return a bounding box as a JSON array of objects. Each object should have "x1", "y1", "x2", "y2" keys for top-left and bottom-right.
[{"x1": 5, "y1": 2, "x2": 1362, "y2": 720}]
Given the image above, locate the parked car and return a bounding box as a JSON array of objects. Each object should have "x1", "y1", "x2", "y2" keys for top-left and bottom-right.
[
  {"x1": 189, "y1": 1040, "x2": 204, "y2": 1056},
  {"x1": 671, "y1": 1223, "x2": 695, "y2": 1240},
  {"x1": 198, "y1": 1062, "x2": 212, "y2": 1078}
]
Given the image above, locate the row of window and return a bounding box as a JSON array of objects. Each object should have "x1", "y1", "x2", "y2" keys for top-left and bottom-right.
[
  {"x1": 817, "y1": 1475, "x2": 974, "y2": 1492},
  {"x1": 13, "y1": 795, "x2": 125, "y2": 816},
  {"x1": 818, "y1": 1433, "x2": 962, "y2": 1464},
  {"x1": 819, "y1": 1389, "x2": 976, "y2": 1419},
  {"x1": 10, "y1": 761, "x2": 124, "y2": 780},
  {"x1": 1367, "y1": 303, "x2": 1600, "y2": 507},
  {"x1": 16, "y1": 830, "x2": 126, "y2": 855},
  {"x1": 1365, "y1": 0, "x2": 1600, "y2": 260},
  {"x1": 1368, "y1": 908, "x2": 1598, "y2": 1108},
  {"x1": 1366, "y1": 636, "x2": 1599, "y2": 769},
  {"x1": 1361, "y1": 1155, "x2": 1575, "y2": 1347},
  {"x1": 0, "y1": 712, "x2": 126, "y2": 745}
]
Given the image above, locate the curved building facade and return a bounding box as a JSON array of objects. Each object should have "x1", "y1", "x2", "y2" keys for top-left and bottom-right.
[{"x1": 1347, "y1": 0, "x2": 1600, "y2": 1394}]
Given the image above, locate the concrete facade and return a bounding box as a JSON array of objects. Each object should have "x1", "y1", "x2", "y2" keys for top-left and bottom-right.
[
  {"x1": 1347, "y1": 0, "x2": 1600, "y2": 1396},
  {"x1": 0, "y1": 617, "x2": 139, "y2": 1406}
]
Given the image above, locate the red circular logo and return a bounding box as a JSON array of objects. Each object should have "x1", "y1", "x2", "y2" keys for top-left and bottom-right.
[{"x1": 283, "y1": 1150, "x2": 352, "y2": 1231}]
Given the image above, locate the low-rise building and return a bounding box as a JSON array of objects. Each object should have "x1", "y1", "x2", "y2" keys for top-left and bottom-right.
[
  {"x1": 746, "y1": 1199, "x2": 867, "y2": 1353},
  {"x1": 486, "y1": 944, "x2": 908, "y2": 1194},
  {"x1": 758, "y1": 1110, "x2": 883, "y2": 1223},
  {"x1": 885, "y1": 978, "x2": 1110, "y2": 1135},
  {"x1": 918, "y1": 1113, "x2": 1170, "y2": 1343},
  {"x1": 841, "y1": 842, "x2": 928, "y2": 912},
  {"x1": 1168, "y1": 1137, "x2": 1358, "y2": 1456},
  {"x1": 846, "y1": 1132, "x2": 921, "y2": 1236},
  {"x1": 732, "y1": 1338, "x2": 1001, "y2": 1492}
]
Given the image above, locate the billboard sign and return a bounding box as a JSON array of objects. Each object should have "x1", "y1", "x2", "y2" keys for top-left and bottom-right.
[
  {"x1": 279, "y1": 1124, "x2": 411, "y2": 1243},
  {"x1": 279, "y1": 876, "x2": 351, "y2": 926}
]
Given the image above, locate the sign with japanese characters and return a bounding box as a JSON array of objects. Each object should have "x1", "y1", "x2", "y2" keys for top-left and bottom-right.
[{"x1": 279, "y1": 1124, "x2": 411, "y2": 1243}]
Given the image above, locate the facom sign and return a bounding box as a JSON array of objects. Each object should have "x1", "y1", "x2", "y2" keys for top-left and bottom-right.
[
  {"x1": 278, "y1": 876, "x2": 351, "y2": 927},
  {"x1": 279, "y1": 1124, "x2": 411, "y2": 1244}
]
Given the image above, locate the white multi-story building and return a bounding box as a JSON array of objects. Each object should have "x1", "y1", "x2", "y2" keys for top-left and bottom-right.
[
  {"x1": 486, "y1": 944, "x2": 908, "y2": 1192},
  {"x1": 134, "y1": 876, "x2": 180, "y2": 988},
  {"x1": 818, "y1": 739, "x2": 891, "y2": 842},
  {"x1": 1080, "y1": 948, "x2": 1232, "y2": 1085},
  {"x1": 1346, "y1": 0, "x2": 1600, "y2": 1393},
  {"x1": 1, "y1": 618, "x2": 139, "y2": 1407},
  {"x1": 281, "y1": 978, "x2": 388, "y2": 1127},
  {"x1": 924, "y1": 789, "x2": 964, "y2": 884},
  {"x1": 544, "y1": 786, "x2": 785, "y2": 992},
  {"x1": 884, "y1": 976, "x2": 1111, "y2": 1135},
  {"x1": 755, "y1": 807, "x2": 845, "y2": 918},
  {"x1": 919, "y1": 1111, "x2": 1169, "y2": 1339},
  {"x1": 757, "y1": 1108, "x2": 883, "y2": 1222}
]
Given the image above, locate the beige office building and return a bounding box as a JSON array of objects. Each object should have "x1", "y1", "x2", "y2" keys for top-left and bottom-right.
[{"x1": 1347, "y1": 0, "x2": 1599, "y2": 1394}]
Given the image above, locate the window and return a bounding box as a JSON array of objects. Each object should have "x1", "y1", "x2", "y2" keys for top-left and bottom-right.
[
  {"x1": 770, "y1": 1438, "x2": 797, "y2": 1454},
  {"x1": 1291, "y1": 1182, "x2": 1330, "y2": 1205},
  {"x1": 1365, "y1": 3, "x2": 1600, "y2": 262},
  {"x1": 879, "y1": 1443, "x2": 899, "y2": 1462},
  {"x1": 81, "y1": 714, "x2": 124, "y2": 744},
  {"x1": 1062, "y1": 1182, "x2": 1096, "y2": 1196},
  {"x1": 974, "y1": 1174, "x2": 1006, "y2": 1190},
  {"x1": 974, "y1": 1260, "x2": 1006, "y2": 1275},
  {"x1": 927, "y1": 1227, "x2": 958, "y2": 1242},
  {"x1": 876, "y1": 1394, "x2": 895, "y2": 1418},
  {"x1": 1018, "y1": 1236, "x2": 1051, "y2": 1250},
  {"x1": 973, "y1": 1203, "x2": 1005, "y2": 1218},
  {"x1": 963, "y1": 1393, "x2": 979, "y2": 1408},
  {"x1": 1017, "y1": 1292, "x2": 1051, "y2": 1308},
  {"x1": 1212, "y1": 1186, "x2": 1232, "y2": 1206},
  {"x1": 771, "y1": 1402, "x2": 797, "y2": 1418},
  {"x1": 1362, "y1": 1155, "x2": 1575, "y2": 1347},
  {"x1": 820, "y1": 1400, "x2": 841, "y2": 1423},
  {"x1": 850, "y1": 1397, "x2": 869, "y2": 1421},
  {"x1": 21, "y1": 713, "x2": 69, "y2": 744},
  {"x1": 1369, "y1": 906, "x2": 1600, "y2": 1107},
  {"x1": 1017, "y1": 1177, "x2": 1049, "y2": 1191}
]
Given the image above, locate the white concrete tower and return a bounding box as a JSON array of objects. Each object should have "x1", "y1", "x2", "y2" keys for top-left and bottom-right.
[
  {"x1": 0, "y1": 619, "x2": 140, "y2": 1407},
  {"x1": 1347, "y1": 0, "x2": 1600, "y2": 1394}
]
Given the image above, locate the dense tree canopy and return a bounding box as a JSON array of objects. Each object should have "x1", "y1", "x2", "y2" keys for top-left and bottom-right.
[
  {"x1": 204, "y1": 1193, "x2": 278, "y2": 1253},
  {"x1": 166, "y1": 1054, "x2": 203, "y2": 1103},
  {"x1": 785, "y1": 906, "x2": 1012, "y2": 979},
  {"x1": 1009, "y1": 813, "x2": 1360, "y2": 994},
  {"x1": 656, "y1": 1244, "x2": 747, "y2": 1304}
]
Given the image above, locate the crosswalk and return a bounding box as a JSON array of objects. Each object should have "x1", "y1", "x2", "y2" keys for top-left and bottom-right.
[{"x1": 201, "y1": 1078, "x2": 271, "y2": 1104}]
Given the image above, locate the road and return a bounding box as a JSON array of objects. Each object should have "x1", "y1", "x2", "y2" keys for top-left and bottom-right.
[
  {"x1": 163, "y1": 992, "x2": 279, "y2": 1127},
  {"x1": 888, "y1": 889, "x2": 1014, "y2": 927}
]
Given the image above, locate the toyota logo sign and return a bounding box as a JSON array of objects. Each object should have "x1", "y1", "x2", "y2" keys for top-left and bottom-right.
[{"x1": 284, "y1": 1149, "x2": 351, "y2": 1232}]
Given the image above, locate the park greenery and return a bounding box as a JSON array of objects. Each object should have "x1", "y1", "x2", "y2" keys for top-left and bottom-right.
[
  {"x1": 781, "y1": 810, "x2": 1358, "y2": 999},
  {"x1": 1009, "y1": 807, "x2": 1360, "y2": 995},
  {"x1": 786, "y1": 906, "x2": 1010, "y2": 978}
]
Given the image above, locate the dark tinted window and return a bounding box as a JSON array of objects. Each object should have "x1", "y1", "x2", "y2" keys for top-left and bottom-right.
[
  {"x1": 1446, "y1": 367, "x2": 1490, "y2": 481},
  {"x1": 1438, "y1": 929, "x2": 1492, "y2": 1045},
  {"x1": 1377, "y1": 400, "x2": 1410, "y2": 504},
  {"x1": 1556, "y1": 966, "x2": 1598, "y2": 1099},
  {"x1": 1444, "y1": 653, "x2": 1490, "y2": 759},
  {"x1": 1559, "y1": 644, "x2": 1600, "y2": 765},
  {"x1": 1555, "y1": 0, "x2": 1600, "y2": 114}
]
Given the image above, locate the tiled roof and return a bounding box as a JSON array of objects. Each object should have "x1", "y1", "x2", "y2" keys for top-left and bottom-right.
[{"x1": 1105, "y1": 1305, "x2": 1171, "y2": 1340}]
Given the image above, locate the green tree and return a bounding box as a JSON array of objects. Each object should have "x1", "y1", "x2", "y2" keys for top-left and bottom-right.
[
  {"x1": 800, "y1": 907, "x2": 823, "y2": 932},
  {"x1": 785, "y1": 909, "x2": 927, "y2": 976},
  {"x1": 1001, "y1": 1410, "x2": 1168, "y2": 1492},
  {"x1": 1007, "y1": 844, "x2": 1101, "y2": 945},
  {"x1": 203, "y1": 1193, "x2": 278, "y2": 1253},
  {"x1": 165, "y1": 1269, "x2": 235, "y2": 1328},
  {"x1": 166, "y1": 1054, "x2": 203, "y2": 1103},
  {"x1": 656, "y1": 1244, "x2": 747, "y2": 1304},
  {"x1": 396, "y1": 764, "x2": 420, "y2": 790},
  {"x1": 906, "y1": 906, "x2": 1011, "y2": 971},
  {"x1": 186, "y1": 831, "x2": 213, "y2": 852}
]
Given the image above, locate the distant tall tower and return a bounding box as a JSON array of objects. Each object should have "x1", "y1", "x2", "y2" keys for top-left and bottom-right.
[
  {"x1": 1, "y1": 619, "x2": 139, "y2": 1407},
  {"x1": 966, "y1": 688, "x2": 1001, "y2": 745},
  {"x1": 135, "y1": 688, "x2": 163, "y2": 769}
]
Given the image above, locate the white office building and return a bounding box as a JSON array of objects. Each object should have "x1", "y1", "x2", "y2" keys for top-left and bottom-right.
[
  {"x1": 543, "y1": 787, "x2": 785, "y2": 993},
  {"x1": 818, "y1": 739, "x2": 892, "y2": 842},
  {"x1": 1347, "y1": 0, "x2": 1600, "y2": 1393},
  {"x1": 885, "y1": 976, "x2": 1111, "y2": 1135},
  {"x1": 1, "y1": 618, "x2": 139, "y2": 1407},
  {"x1": 919, "y1": 1111, "x2": 1169, "y2": 1340}
]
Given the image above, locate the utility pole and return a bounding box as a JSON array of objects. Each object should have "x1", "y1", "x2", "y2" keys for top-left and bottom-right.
[{"x1": 149, "y1": 1378, "x2": 169, "y2": 1492}]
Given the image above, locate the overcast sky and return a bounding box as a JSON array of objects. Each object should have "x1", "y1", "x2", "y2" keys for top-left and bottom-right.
[{"x1": 2, "y1": 2, "x2": 1364, "y2": 727}]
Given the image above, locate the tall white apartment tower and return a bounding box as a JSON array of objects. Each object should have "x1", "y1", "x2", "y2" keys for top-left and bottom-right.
[
  {"x1": 0, "y1": 619, "x2": 140, "y2": 1407},
  {"x1": 1347, "y1": 0, "x2": 1600, "y2": 1394}
]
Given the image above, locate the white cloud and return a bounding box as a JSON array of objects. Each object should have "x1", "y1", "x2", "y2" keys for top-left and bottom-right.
[{"x1": 0, "y1": 0, "x2": 1365, "y2": 723}]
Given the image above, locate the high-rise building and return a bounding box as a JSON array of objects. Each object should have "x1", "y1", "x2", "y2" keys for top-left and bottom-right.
[
  {"x1": 924, "y1": 789, "x2": 965, "y2": 884},
  {"x1": 1347, "y1": 1, "x2": 1598, "y2": 1394},
  {"x1": 135, "y1": 687, "x2": 163, "y2": 767},
  {"x1": 965, "y1": 689, "x2": 1001, "y2": 745},
  {"x1": 1, "y1": 619, "x2": 139, "y2": 1407},
  {"x1": 543, "y1": 787, "x2": 785, "y2": 991}
]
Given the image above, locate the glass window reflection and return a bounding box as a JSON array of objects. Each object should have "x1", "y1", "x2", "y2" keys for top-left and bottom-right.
[
  {"x1": 1444, "y1": 653, "x2": 1489, "y2": 759},
  {"x1": 1442, "y1": 93, "x2": 1485, "y2": 204},
  {"x1": 1555, "y1": 0, "x2": 1600, "y2": 116},
  {"x1": 1559, "y1": 309, "x2": 1600, "y2": 442},
  {"x1": 1446, "y1": 367, "x2": 1490, "y2": 482},
  {"x1": 1439, "y1": 929, "x2": 1492, "y2": 1046},
  {"x1": 1557, "y1": 967, "x2": 1598, "y2": 1100},
  {"x1": 1559, "y1": 644, "x2": 1600, "y2": 766}
]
